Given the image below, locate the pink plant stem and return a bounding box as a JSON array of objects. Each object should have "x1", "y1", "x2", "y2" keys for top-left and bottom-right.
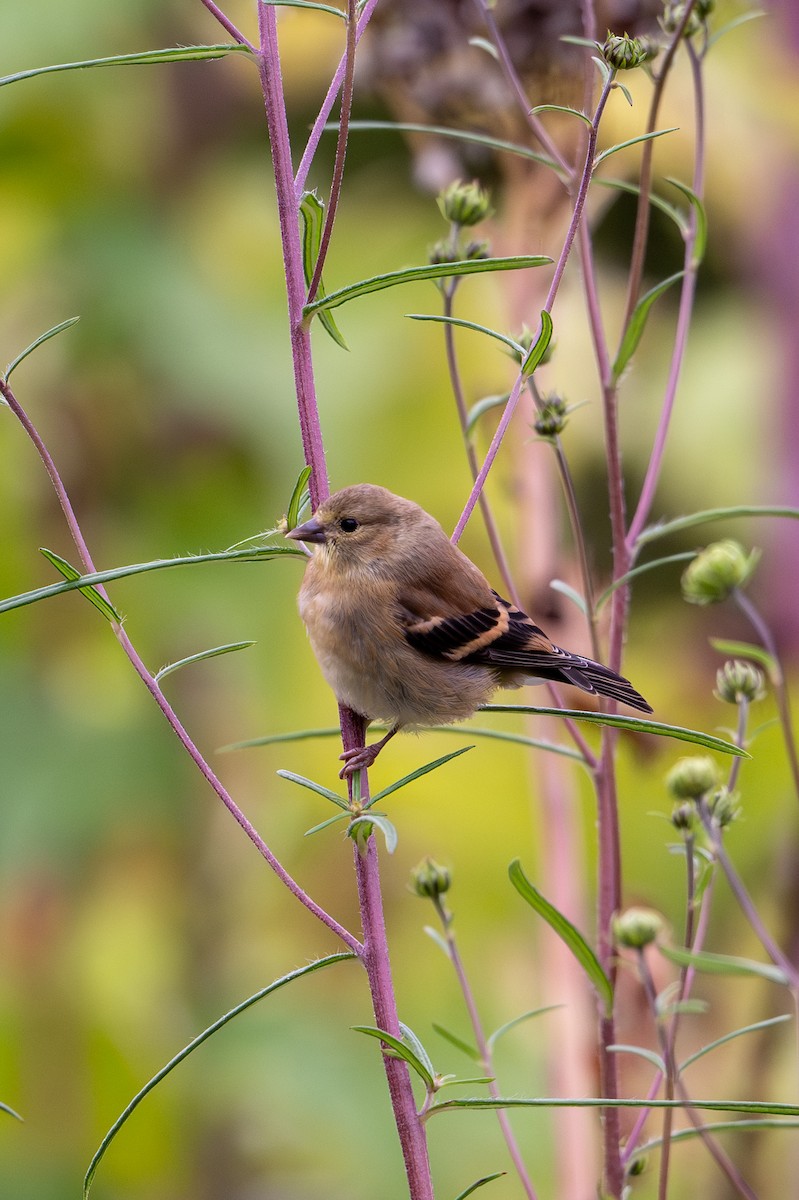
[
  {"x1": 0, "y1": 376, "x2": 361, "y2": 955},
  {"x1": 451, "y1": 74, "x2": 613, "y2": 545},
  {"x1": 256, "y1": 4, "x2": 329, "y2": 506},
  {"x1": 199, "y1": 0, "x2": 255, "y2": 49},
  {"x1": 294, "y1": 0, "x2": 381, "y2": 199}
]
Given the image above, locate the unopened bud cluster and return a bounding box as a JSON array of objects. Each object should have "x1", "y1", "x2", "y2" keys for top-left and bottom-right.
[
  {"x1": 662, "y1": 0, "x2": 714, "y2": 37},
  {"x1": 715, "y1": 659, "x2": 766, "y2": 705},
  {"x1": 410, "y1": 857, "x2": 451, "y2": 900},
  {"x1": 534, "y1": 393, "x2": 568, "y2": 438},
  {"x1": 613, "y1": 907, "x2": 664, "y2": 949},
  {"x1": 666, "y1": 755, "x2": 719, "y2": 800},
  {"x1": 708, "y1": 786, "x2": 740, "y2": 829},
  {"x1": 602, "y1": 31, "x2": 658, "y2": 69},
  {"x1": 681, "y1": 540, "x2": 759, "y2": 606},
  {"x1": 437, "y1": 180, "x2": 493, "y2": 228}
]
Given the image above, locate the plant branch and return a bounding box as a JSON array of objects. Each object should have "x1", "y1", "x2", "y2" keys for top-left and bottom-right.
[
  {"x1": 199, "y1": 0, "x2": 255, "y2": 49},
  {"x1": 0, "y1": 375, "x2": 361, "y2": 955}
]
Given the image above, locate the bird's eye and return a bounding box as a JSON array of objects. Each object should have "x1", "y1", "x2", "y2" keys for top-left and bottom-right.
[{"x1": 339, "y1": 517, "x2": 359, "y2": 533}]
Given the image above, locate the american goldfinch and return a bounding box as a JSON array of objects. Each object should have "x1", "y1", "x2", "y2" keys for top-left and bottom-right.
[{"x1": 287, "y1": 484, "x2": 651, "y2": 776}]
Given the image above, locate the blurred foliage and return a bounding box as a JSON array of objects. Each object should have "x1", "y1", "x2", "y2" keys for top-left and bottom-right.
[{"x1": 2, "y1": 3, "x2": 799, "y2": 1199}]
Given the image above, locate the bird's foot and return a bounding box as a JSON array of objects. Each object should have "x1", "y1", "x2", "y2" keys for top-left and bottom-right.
[{"x1": 338, "y1": 725, "x2": 399, "y2": 778}]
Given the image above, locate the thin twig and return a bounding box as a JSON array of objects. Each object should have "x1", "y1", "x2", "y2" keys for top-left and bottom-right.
[{"x1": 198, "y1": 0, "x2": 255, "y2": 50}]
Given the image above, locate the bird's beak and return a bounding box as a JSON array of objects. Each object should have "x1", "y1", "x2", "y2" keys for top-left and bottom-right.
[{"x1": 286, "y1": 516, "x2": 327, "y2": 544}]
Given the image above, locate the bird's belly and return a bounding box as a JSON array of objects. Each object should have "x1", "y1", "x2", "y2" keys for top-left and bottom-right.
[{"x1": 300, "y1": 590, "x2": 495, "y2": 726}]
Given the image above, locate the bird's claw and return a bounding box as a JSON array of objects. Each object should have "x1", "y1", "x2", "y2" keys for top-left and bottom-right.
[{"x1": 338, "y1": 744, "x2": 382, "y2": 778}]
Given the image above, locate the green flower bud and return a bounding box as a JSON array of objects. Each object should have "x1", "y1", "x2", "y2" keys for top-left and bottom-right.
[
  {"x1": 463, "y1": 239, "x2": 491, "y2": 261},
  {"x1": 666, "y1": 756, "x2": 719, "y2": 799},
  {"x1": 410, "y1": 857, "x2": 452, "y2": 900},
  {"x1": 661, "y1": 2, "x2": 703, "y2": 37},
  {"x1": 601, "y1": 31, "x2": 657, "y2": 69},
  {"x1": 437, "y1": 179, "x2": 493, "y2": 227},
  {"x1": 428, "y1": 240, "x2": 460, "y2": 266},
  {"x1": 534, "y1": 393, "x2": 568, "y2": 438},
  {"x1": 709, "y1": 786, "x2": 740, "y2": 829},
  {"x1": 671, "y1": 802, "x2": 696, "y2": 832},
  {"x1": 613, "y1": 907, "x2": 665, "y2": 949},
  {"x1": 715, "y1": 659, "x2": 766, "y2": 705},
  {"x1": 627, "y1": 1154, "x2": 648, "y2": 1178},
  {"x1": 681, "y1": 540, "x2": 760, "y2": 606}
]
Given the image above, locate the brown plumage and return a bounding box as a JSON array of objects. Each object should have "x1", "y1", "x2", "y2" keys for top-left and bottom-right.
[{"x1": 287, "y1": 484, "x2": 651, "y2": 776}]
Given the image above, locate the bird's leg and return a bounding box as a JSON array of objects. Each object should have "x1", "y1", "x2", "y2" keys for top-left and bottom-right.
[{"x1": 339, "y1": 725, "x2": 400, "y2": 778}]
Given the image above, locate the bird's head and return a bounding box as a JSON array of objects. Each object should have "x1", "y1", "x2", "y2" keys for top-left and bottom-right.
[{"x1": 286, "y1": 483, "x2": 437, "y2": 576}]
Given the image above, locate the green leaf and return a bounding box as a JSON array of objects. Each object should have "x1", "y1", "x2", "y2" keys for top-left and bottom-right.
[
  {"x1": 367, "y1": 745, "x2": 473, "y2": 807},
  {"x1": 509, "y1": 859, "x2": 613, "y2": 1015},
  {"x1": 302, "y1": 256, "x2": 552, "y2": 318},
  {"x1": 4, "y1": 317, "x2": 80, "y2": 381},
  {"x1": 594, "y1": 176, "x2": 687, "y2": 233},
  {"x1": 276, "y1": 769, "x2": 349, "y2": 809},
  {"x1": 423, "y1": 925, "x2": 452, "y2": 957},
  {"x1": 285, "y1": 465, "x2": 313, "y2": 532},
  {"x1": 263, "y1": 0, "x2": 347, "y2": 16},
  {"x1": 466, "y1": 394, "x2": 510, "y2": 438},
  {"x1": 399, "y1": 1021, "x2": 437, "y2": 1080},
  {"x1": 595, "y1": 551, "x2": 697, "y2": 609},
  {"x1": 666, "y1": 177, "x2": 708, "y2": 264},
  {"x1": 438, "y1": 1076, "x2": 495, "y2": 1090},
  {"x1": 615, "y1": 80, "x2": 634, "y2": 106},
  {"x1": 594, "y1": 127, "x2": 679, "y2": 168},
  {"x1": 299, "y1": 191, "x2": 348, "y2": 349},
  {"x1": 591, "y1": 55, "x2": 611, "y2": 87},
  {"x1": 351, "y1": 1025, "x2": 435, "y2": 1088},
  {"x1": 348, "y1": 813, "x2": 398, "y2": 853},
  {"x1": 406, "y1": 313, "x2": 524, "y2": 357},
  {"x1": 432, "y1": 1023, "x2": 480, "y2": 1062},
  {"x1": 39, "y1": 548, "x2": 121, "y2": 623},
  {"x1": 680, "y1": 1014, "x2": 791, "y2": 1074},
  {"x1": 155, "y1": 641, "x2": 255, "y2": 683},
  {"x1": 84, "y1": 953, "x2": 355, "y2": 1197},
  {"x1": 0, "y1": 1101, "x2": 23, "y2": 1121},
  {"x1": 1, "y1": 44, "x2": 252, "y2": 90},
  {"x1": 521, "y1": 310, "x2": 553, "y2": 377},
  {"x1": 304, "y1": 812, "x2": 349, "y2": 837},
  {"x1": 333, "y1": 120, "x2": 561, "y2": 172},
  {"x1": 482, "y1": 706, "x2": 750, "y2": 759},
  {"x1": 635, "y1": 506, "x2": 799, "y2": 552},
  {"x1": 612, "y1": 271, "x2": 684, "y2": 380},
  {"x1": 428, "y1": 1096, "x2": 799, "y2": 1119},
  {"x1": 709, "y1": 638, "x2": 778, "y2": 679},
  {"x1": 639, "y1": 1117, "x2": 799, "y2": 1155},
  {"x1": 708, "y1": 10, "x2": 766, "y2": 50},
  {"x1": 486, "y1": 1006, "x2": 561, "y2": 1052},
  {"x1": 0, "y1": 544, "x2": 305, "y2": 616},
  {"x1": 659, "y1": 945, "x2": 789, "y2": 987},
  {"x1": 452, "y1": 1171, "x2": 507, "y2": 1200},
  {"x1": 530, "y1": 103, "x2": 592, "y2": 127},
  {"x1": 608, "y1": 1043, "x2": 666, "y2": 1073},
  {"x1": 549, "y1": 579, "x2": 588, "y2": 617}
]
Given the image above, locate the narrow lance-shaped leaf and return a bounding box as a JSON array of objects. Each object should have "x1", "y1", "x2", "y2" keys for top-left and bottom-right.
[
  {"x1": 348, "y1": 813, "x2": 398, "y2": 853},
  {"x1": 636, "y1": 505, "x2": 799, "y2": 552},
  {"x1": 452, "y1": 1171, "x2": 508, "y2": 1200},
  {"x1": 483, "y1": 705, "x2": 749, "y2": 758},
  {"x1": 263, "y1": 0, "x2": 347, "y2": 16},
  {"x1": 709, "y1": 638, "x2": 778, "y2": 679},
  {"x1": 509, "y1": 859, "x2": 613, "y2": 1015},
  {"x1": 285, "y1": 464, "x2": 313, "y2": 532},
  {"x1": 367, "y1": 745, "x2": 473, "y2": 807},
  {"x1": 680, "y1": 1013, "x2": 792, "y2": 1074},
  {"x1": 466, "y1": 394, "x2": 510, "y2": 439},
  {"x1": 299, "y1": 191, "x2": 348, "y2": 349},
  {"x1": 486, "y1": 1006, "x2": 561, "y2": 1051},
  {"x1": 0, "y1": 544, "x2": 305, "y2": 616},
  {"x1": 40, "y1": 548, "x2": 121, "y2": 623},
  {"x1": 4, "y1": 317, "x2": 80, "y2": 381},
  {"x1": 155, "y1": 642, "x2": 256, "y2": 683},
  {"x1": 351, "y1": 1025, "x2": 435, "y2": 1088},
  {"x1": 0, "y1": 1101, "x2": 23, "y2": 1121},
  {"x1": 331, "y1": 120, "x2": 561, "y2": 172},
  {"x1": 530, "y1": 103, "x2": 592, "y2": 127},
  {"x1": 521, "y1": 310, "x2": 553, "y2": 377},
  {"x1": 303, "y1": 256, "x2": 552, "y2": 318},
  {"x1": 667, "y1": 177, "x2": 708, "y2": 265},
  {"x1": 612, "y1": 272, "x2": 684, "y2": 381},
  {"x1": 406, "y1": 313, "x2": 524, "y2": 357},
  {"x1": 0, "y1": 44, "x2": 252, "y2": 90},
  {"x1": 593, "y1": 126, "x2": 679, "y2": 168},
  {"x1": 84, "y1": 954, "x2": 356, "y2": 1197},
  {"x1": 659, "y1": 944, "x2": 789, "y2": 987},
  {"x1": 432, "y1": 1023, "x2": 480, "y2": 1062},
  {"x1": 276, "y1": 769, "x2": 349, "y2": 810}
]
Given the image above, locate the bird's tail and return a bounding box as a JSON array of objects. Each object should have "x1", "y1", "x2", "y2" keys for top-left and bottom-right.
[{"x1": 560, "y1": 658, "x2": 652, "y2": 713}]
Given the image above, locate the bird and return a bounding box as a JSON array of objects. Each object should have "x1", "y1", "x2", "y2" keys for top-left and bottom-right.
[{"x1": 287, "y1": 484, "x2": 652, "y2": 777}]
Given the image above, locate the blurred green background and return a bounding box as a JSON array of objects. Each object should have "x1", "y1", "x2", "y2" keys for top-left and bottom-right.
[{"x1": 2, "y1": 2, "x2": 799, "y2": 1197}]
